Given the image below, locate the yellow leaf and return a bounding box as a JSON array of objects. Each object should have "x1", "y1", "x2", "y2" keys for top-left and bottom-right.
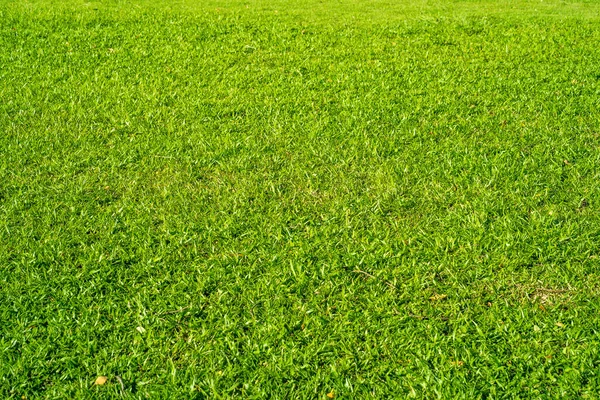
[
  {"x1": 327, "y1": 391, "x2": 335, "y2": 399},
  {"x1": 555, "y1": 322, "x2": 565, "y2": 328},
  {"x1": 429, "y1": 294, "x2": 447, "y2": 301},
  {"x1": 95, "y1": 376, "x2": 108, "y2": 386}
]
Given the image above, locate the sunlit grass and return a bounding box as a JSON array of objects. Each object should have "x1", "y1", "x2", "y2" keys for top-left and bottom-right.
[{"x1": 2, "y1": 0, "x2": 600, "y2": 397}]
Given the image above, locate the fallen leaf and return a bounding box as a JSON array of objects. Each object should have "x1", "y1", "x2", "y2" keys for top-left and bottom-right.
[
  {"x1": 429, "y1": 294, "x2": 447, "y2": 301},
  {"x1": 450, "y1": 360, "x2": 464, "y2": 367},
  {"x1": 555, "y1": 322, "x2": 565, "y2": 328},
  {"x1": 327, "y1": 391, "x2": 335, "y2": 399},
  {"x1": 95, "y1": 376, "x2": 108, "y2": 385},
  {"x1": 136, "y1": 326, "x2": 146, "y2": 334}
]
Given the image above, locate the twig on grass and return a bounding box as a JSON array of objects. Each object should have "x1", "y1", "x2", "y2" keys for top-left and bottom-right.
[
  {"x1": 352, "y1": 269, "x2": 397, "y2": 290},
  {"x1": 534, "y1": 288, "x2": 570, "y2": 294},
  {"x1": 115, "y1": 375, "x2": 125, "y2": 395},
  {"x1": 353, "y1": 269, "x2": 376, "y2": 279},
  {"x1": 409, "y1": 313, "x2": 449, "y2": 321},
  {"x1": 159, "y1": 305, "x2": 192, "y2": 316},
  {"x1": 393, "y1": 308, "x2": 449, "y2": 321}
]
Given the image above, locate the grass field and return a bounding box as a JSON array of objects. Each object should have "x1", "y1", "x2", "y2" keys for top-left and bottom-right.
[{"x1": 2, "y1": 0, "x2": 600, "y2": 397}]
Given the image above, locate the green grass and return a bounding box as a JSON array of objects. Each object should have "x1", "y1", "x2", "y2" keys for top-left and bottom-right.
[{"x1": 2, "y1": 0, "x2": 600, "y2": 397}]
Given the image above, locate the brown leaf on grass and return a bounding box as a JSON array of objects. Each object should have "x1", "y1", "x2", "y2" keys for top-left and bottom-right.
[
  {"x1": 94, "y1": 376, "x2": 107, "y2": 385},
  {"x1": 450, "y1": 360, "x2": 464, "y2": 367}
]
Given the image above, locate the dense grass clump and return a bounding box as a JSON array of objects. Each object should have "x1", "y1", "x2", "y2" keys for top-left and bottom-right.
[{"x1": 2, "y1": 0, "x2": 600, "y2": 397}]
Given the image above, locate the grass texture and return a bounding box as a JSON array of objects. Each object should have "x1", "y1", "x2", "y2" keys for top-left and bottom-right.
[{"x1": 2, "y1": 0, "x2": 600, "y2": 398}]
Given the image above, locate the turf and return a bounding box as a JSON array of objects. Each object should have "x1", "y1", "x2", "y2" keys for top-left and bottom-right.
[{"x1": 2, "y1": 0, "x2": 600, "y2": 398}]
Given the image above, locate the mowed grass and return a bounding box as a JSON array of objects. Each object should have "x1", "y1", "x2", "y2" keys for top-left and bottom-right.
[{"x1": 2, "y1": 0, "x2": 600, "y2": 397}]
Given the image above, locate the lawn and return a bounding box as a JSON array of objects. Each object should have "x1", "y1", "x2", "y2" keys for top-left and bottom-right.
[{"x1": 2, "y1": 0, "x2": 600, "y2": 398}]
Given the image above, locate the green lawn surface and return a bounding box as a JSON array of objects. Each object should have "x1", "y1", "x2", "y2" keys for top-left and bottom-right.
[{"x1": 2, "y1": 0, "x2": 600, "y2": 398}]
